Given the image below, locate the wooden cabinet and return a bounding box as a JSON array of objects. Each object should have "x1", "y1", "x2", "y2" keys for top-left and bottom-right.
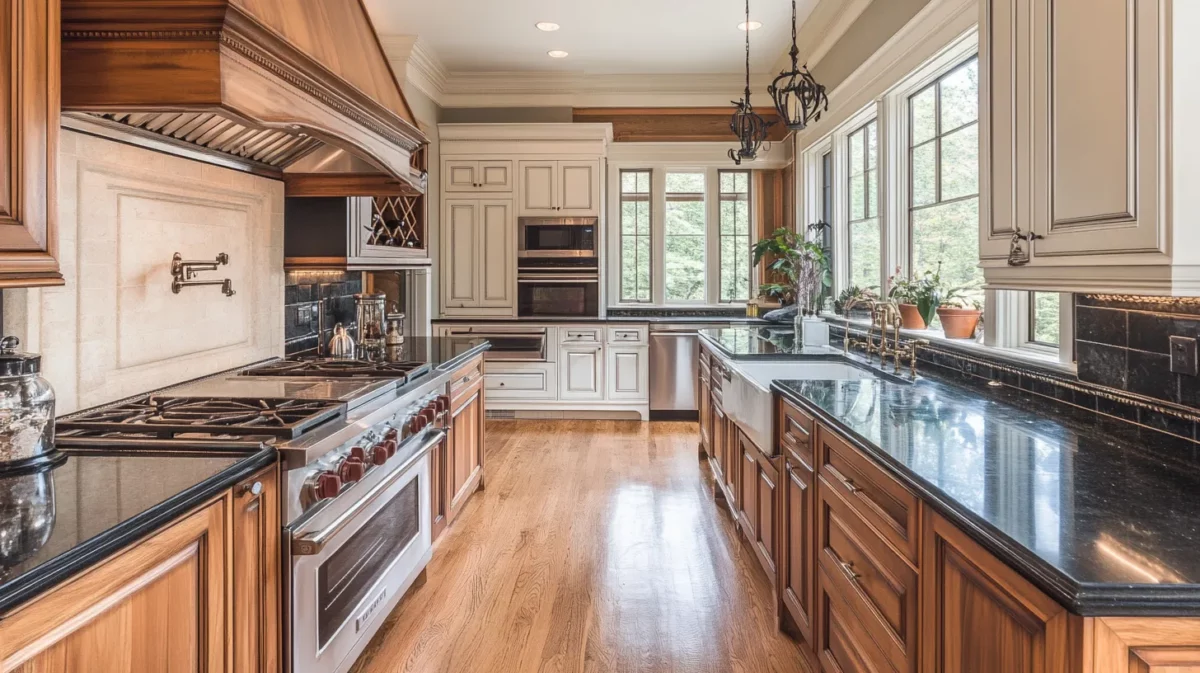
[
  {"x1": 0, "y1": 500, "x2": 228, "y2": 671},
  {"x1": 559, "y1": 343, "x2": 604, "y2": 400},
  {"x1": 921, "y1": 509, "x2": 1073, "y2": 673},
  {"x1": 0, "y1": 0, "x2": 62, "y2": 288},
  {"x1": 1086, "y1": 617, "x2": 1200, "y2": 673},
  {"x1": 736, "y1": 430, "x2": 778, "y2": 581},
  {"x1": 431, "y1": 429, "x2": 449, "y2": 543},
  {"x1": 698, "y1": 356, "x2": 712, "y2": 457},
  {"x1": 709, "y1": 392, "x2": 729, "y2": 496},
  {"x1": 605, "y1": 347, "x2": 648, "y2": 401},
  {"x1": 778, "y1": 397, "x2": 815, "y2": 645},
  {"x1": 979, "y1": 0, "x2": 1197, "y2": 294},
  {"x1": 517, "y1": 160, "x2": 601, "y2": 216},
  {"x1": 441, "y1": 199, "x2": 515, "y2": 316},
  {"x1": 444, "y1": 160, "x2": 513, "y2": 193},
  {"x1": 230, "y1": 465, "x2": 281, "y2": 673},
  {"x1": 448, "y1": 357, "x2": 486, "y2": 525}
]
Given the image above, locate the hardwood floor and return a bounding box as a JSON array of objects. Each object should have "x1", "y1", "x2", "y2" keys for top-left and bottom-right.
[{"x1": 350, "y1": 420, "x2": 810, "y2": 673}]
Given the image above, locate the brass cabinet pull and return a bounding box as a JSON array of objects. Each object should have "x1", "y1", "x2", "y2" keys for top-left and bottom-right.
[
  {"x1": 841, "y1": 560, "x2": 861, "y2": 581},
  {"x1": 843, "y1": 477, "x2": 863, "y2": 494}
]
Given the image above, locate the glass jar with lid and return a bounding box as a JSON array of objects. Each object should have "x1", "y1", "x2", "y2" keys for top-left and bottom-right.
[
  {"x1": 354, "y1": 293, "x2": 387, "y2": 352},
  {"x1": 0, "y1": 337, "x2": 56, "y2": 466}
]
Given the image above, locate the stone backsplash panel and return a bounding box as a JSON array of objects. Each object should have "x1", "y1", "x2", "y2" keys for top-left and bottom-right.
[
  {"x1": 2, "y1": 131, "x2": 285, "y2": 414},
  {"x1": 284, "y1": 270, "x2": 362, "y2": 356}
]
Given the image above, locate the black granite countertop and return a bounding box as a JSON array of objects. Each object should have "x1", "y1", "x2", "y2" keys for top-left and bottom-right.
[
  {"x1": 377, "y1": 337, "x2": 490, "y2": 374},
  {"x1": 772, "y1": 376, "x2": 1200, "y2": 616},
  {"x1": 699, "y1": 326, "x2": 842, "y2": 358},
  {"x1": 432, "y1": 316, "x2": 769, "y2": 324},
  {"x1": 0, "y1": 446, "x2": 275, "y2": 614}
]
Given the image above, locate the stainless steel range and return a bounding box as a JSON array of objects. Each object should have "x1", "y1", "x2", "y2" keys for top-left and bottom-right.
[{"x1": 56, "y1": 358, "x2": 455, "y2": 673}]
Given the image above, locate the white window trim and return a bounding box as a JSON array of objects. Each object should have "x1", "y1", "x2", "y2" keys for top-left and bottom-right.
[{"x1": 607, "y1": 161, "x2": 758, "y2": 308}]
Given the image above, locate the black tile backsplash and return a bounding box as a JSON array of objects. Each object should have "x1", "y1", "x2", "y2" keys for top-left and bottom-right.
[
  {"x1": 1075, "y1": 295, "x2": 1200, "y2": 416},
  {"x1": 284, "y1": 270, "x2": 362, "y2": 356}
]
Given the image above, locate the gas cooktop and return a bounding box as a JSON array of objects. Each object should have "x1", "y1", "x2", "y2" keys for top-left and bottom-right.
[
  {"x1": 239, "y1": 358, "x2": 432, "y2": 382},
  {"x1": 56, "y1": 396, "x2": 346, "y2": 441}
]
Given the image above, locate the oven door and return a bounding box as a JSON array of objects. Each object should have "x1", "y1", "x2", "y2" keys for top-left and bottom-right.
[
  {"x1": 288, "y1": 431, "x2": 441, "y2": 673},
  {"x1": 517, "y1": 276, "x2": 600, "y2": 318},
  {"x1": 518, "y1": 218, "x2": 597, "y2": 257}
]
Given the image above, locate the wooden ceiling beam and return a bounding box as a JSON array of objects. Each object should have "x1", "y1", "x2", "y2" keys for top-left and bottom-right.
[{"x1": 572, "y1": 107, "x2": 791, "y2": 143}]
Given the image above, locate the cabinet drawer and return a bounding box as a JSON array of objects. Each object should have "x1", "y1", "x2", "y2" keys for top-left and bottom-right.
[
  {"x1": 817, "y1": 567, "x2": 894, "y2": 673},
  {"x1": 778, "y1": 397, "x2": 814, "y2": 467},
  {"x1": 817, "y1": 424, "x2": 920, "y2": 563},
  {"x1": 818, "y1": 478, "x2": 918, "y2": 671},
  {"x1": 561, "y1": 327, "x2": 603, "y2": 343},
  {"x1": 485, "y1": 363, "x2": 557, "y2": 400},
  {"x1": 606, "y1": 325, "x2": 647, "y2": 345},
  {"x1": 451, "y1": 358, "x2": 484, "y2": 400}
]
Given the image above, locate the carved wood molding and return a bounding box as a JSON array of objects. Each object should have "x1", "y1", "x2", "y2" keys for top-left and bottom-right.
[
  {"x1": 284, "y1": 173, "x2": 418, "y2": 197},
  {"x1": 573, "y1": 107, "x2": 791, "y2": 143}
]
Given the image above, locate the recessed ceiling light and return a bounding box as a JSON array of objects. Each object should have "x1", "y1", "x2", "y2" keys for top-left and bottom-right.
[
  {"x1": 547, "y1": 50, "x2": 569, "y2": 58},
  {"x1": 738, "y1": 21, "x2": 763, "y2": 31},
  {"x1": 535, "y1": 22, "x2": 560, "y2": 31}
]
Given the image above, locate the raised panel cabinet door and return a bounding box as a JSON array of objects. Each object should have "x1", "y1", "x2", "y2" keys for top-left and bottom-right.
[
  {"x1": 443, "y1": 200, "x2": 479, "y2": 309},
  {"x1": 755, "y1": 454, "x2": 777, "y2": 579},
  {"x1": 978, "y1": 0, "x2": 1023, "y2": 264},
  {"x1": 0, "y1": 0, "x2": 62, "y2": 287},
  {"x1": 698, "y1": 375, "x2": 712, "y2": 456},
  {"x1": 519, "y1": 161, "x2": 558, "y2": 214},
  {"x1": 780, "y1": 458, "x2": 815, "y2": 645},
  {"x1": 478, "y1": 200, "x2": 514, "y2": 308},
  {"x1": 1033, "y1": 0, "x2": 1163, "y2": 257},
  {"x1": 448, "y1": 380, "x2": 484, "y2": 523},
  {"x1": 559, "y1": 345, "x2": 604, "y2": 400},
  {"x1": 710, "y1": 397, "x2": 728, "y2": 486},
  {"x1": 722, "y1": 416, "x2": 740, "y2": 507},
  {"x1": 0, "y1": 501, "x2": 227, "y2": 672},
  {"x1": 478, "y1": 161, "x2": 514, "y2": 191},
  {"x1": 921, "y1": 509, "x2": 1074, "y2": 673},
  {"x1": 444, "y1": 161, "x2": 479, "y2": 192},
  {"x1": 558, "y1": 161, "x2": 600, "y2": 215},
  {"x1": 739, "y1": 434, "x2": 759, "y2": 542},
  {"x1": 606, "y1": 347, "x2": 648, "y2": 400},
  {"x1": 1088, "y1": 617, "x2": 1200, "y2": 673},
  {"x1": 231, "y1": 465, "x2": 281, "y2": 673}
]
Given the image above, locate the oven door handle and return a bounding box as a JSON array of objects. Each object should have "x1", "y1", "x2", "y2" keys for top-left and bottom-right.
[
  {"x1": 291, "y1": 429, "x2": 445, "y2": 556},
  {"x1": 517, "y1": 276, "x2": 600, "y2": 284}
]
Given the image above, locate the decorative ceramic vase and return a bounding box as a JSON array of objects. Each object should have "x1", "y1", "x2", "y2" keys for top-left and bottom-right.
[
  {"x1": 897, "y1": 303, "x2": 927, "y2": 330},
  {"x1": 936, "y1": 307, "x2": 982, "y2": 339}
]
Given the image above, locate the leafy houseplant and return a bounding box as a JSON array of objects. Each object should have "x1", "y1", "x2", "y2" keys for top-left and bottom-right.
[
  {"x1": 752, "y1": 227, "x2": 830, "y2": 315},
  {"x1": 888, "y1": 265, "x2": 945, "y2": 329},
  {"x1": 936, "y1": 291, "x2": 983, "y2": 339},
  {"x1": 834, "y1": 285, "x2": 879, "y2": 316}
]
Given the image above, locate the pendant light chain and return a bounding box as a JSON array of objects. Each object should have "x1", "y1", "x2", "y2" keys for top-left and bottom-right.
[
  {"x1": 743, "y1": 0, "x2": 752, "y2": 103},
  {"x1": 729, "y1": 0, "x2": 773, "y2": 164}
]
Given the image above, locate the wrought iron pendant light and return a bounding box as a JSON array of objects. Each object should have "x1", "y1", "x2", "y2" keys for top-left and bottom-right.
[
  {"x1": 768, "y1": 0, "x2": 829, "y2": 131},
  {"x1": 729, "y1": 0, "x2": 774, "y2": 165}
]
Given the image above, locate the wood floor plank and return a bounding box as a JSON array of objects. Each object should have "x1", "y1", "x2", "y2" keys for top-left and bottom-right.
[{"x1": 350, "y1": 420, "x2": 811, "y2": 673}]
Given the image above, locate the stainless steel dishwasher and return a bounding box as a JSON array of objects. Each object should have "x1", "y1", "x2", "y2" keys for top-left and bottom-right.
[{"x1": 649, "y1": 323, "x2": 728, "y2": 418}]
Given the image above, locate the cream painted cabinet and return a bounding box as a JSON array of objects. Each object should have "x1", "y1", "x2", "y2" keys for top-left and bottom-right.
[
  {"x1": 517, "y1": 160, "x2": 601, "y2": 216},
  {"x1": 606, "y1": 347, "x2": 648, "y2": 401},
  {"x1": 441, "y1": 199, "x2": 515, "y2": 316},
  {"x1": 981, "y1": 0, "x2": 1199, "y2": 294},
  {"x1": 559, "y1": 343, "x2": 604, "y2": 400},
  {"x1": 444, "y1": 160, "x2": 513, "y2": 193}
]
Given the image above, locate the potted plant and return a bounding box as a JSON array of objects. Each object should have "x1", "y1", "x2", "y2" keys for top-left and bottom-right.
[
  {"x1": 888, "y1": 265, "x2": 944, "y2": 329},
  {"x1": 834, "y1": 285, "x2": 879, "y2": 317},
  {"x1": 936, "y1": 292, "x2": 983, "y2": 339},
  {"x1": 752, "y1": 228, "x2": 830, "y2": 320}
]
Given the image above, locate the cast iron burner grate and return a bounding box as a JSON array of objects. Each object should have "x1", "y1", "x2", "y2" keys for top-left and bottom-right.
[
  {"x1": 56, "y1": 396, "x2": 347, "y2": 440},
  {"x1": 240, "y1": 358, "x2": 432, "y2": 382}
]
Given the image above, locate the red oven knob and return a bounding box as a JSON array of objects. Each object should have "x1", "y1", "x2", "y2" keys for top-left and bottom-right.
[
  {"x1": 384, "y1": 427, "x2": 399, "y2": 441},
  {"x1": 408, "y1": 415, "x2": 424, "y2": 434},
  {"x1": 371, "y1": 444, "x2": 390, "y2": 465},
  {"x1": 420, "y1": 408, "x2": 436, "y2": 425},
  {"x1": 382, "y1": 438, "x2": 397, "y2": 457},
  {"x1": 339, "y1": 458, "x2": 365, "y2": 483},
  {"x1": 436, "y1": 395, "x2": 450, "y2": 413},
  {"x1": 316, "y1": 472, "x2": 342, "y2": 499},
  {"x1": 349, "y1": 446, "x2": 366, "y2": 462}
]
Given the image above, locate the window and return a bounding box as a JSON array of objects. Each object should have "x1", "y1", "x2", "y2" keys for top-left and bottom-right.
[
  {"x1": 718, "y1": 170, "x2": 751, "y2": 303},
  {"x1": 1029, "y1": 292, "x2": 1060, "y2": 346},
  {"x1": 908, "y1": 57, "x2": 983, "y2": 314},
  {"x1": 619, "y1": 170, "x2": 652, "y2": 302},
  {"x1": 847, "y1": 121, "x2": 881, "y2": 290},
  {"x1": 664, "y1": 172, "x2": 707, "y2": 302}
]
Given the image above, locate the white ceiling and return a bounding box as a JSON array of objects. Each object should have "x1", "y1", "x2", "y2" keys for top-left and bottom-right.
[{"x1": 364, "y1": 0, "x2": 819, "y2": 75}]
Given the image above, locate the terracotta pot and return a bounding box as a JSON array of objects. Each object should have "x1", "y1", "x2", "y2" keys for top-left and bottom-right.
[
  {"x1": 937, "y1": 307, "x2": 982, "y2": 339},
  {"x1": 897, "y1": 303, "x2": 927, "y2": 330}
]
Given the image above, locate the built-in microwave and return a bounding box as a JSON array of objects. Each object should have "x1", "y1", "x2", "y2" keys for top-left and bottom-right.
[{"x1": 518, "y1": 217, "x2": 598, "y2": 258}]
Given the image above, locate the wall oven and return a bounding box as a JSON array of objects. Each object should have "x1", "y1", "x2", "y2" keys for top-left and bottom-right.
[
  {"x1": 517, "y1": 257, "x2": 599, "y2": 318},
  {"x1": 518, "y1": 217, "x2": 598, "y2": 258}
]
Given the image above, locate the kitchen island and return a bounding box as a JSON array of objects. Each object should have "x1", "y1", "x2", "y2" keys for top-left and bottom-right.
[{"x1": 699, "y1": 325, "x2": 1200, "y2": 673}]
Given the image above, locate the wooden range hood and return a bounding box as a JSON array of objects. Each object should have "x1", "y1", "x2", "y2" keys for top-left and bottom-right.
[{"x1": 60, "y1": 0, "x2": 427, "y2": 192}]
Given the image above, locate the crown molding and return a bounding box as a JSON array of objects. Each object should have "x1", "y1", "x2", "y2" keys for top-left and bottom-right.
[
  {"x1": 380, "y1": 35, "x2": 449, "y2": 103},
  {"x1": 438, "y1": 123, "x2": 613, "y2": 143}
]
